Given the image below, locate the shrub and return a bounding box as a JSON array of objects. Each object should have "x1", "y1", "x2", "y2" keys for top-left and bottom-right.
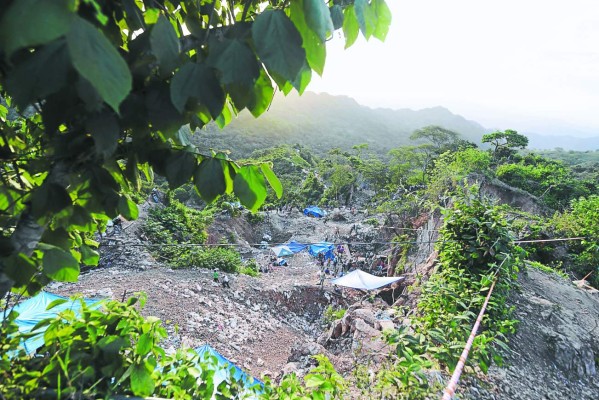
[{"x1": 175, "y1": 247, "x2": 241, "y2": 273}]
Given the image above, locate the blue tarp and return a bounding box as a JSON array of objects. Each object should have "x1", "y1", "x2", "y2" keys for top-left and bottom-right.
[
  {"x1": 309, "y1": 242, "x2": 335, "y2": 260},
  {"x1": 303, "y1": 205, "x2": 326, "y2": 218},
  {"x1": 3, "y1": 291, "x2": 100, "y2": 354},
  {"x1": 286, "y1": 241, "x2": 308, "y2": 253},
  {"x1": 195, "y1": 344, "x2": 263, "y2": 394}
]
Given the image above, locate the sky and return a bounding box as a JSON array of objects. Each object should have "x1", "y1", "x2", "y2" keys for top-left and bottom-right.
[{"x1": 310, "y1": 0, "x2": 599, "y2": 137}]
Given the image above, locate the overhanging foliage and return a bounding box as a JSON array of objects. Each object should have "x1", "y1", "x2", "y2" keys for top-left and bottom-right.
[{"x1": 0, "y1": 0, "x2": 392, "y2": 298}]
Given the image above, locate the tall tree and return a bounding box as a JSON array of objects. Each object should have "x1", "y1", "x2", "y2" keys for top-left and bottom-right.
[
  {"x1": 482, "y1": 129, "x2": 529, "y2": 160},
  {"x1": 0, "y1": 0, "x2": 392, "y2": 299},
  {"x1": 409, "y1": 125, "x2": 461, "y2": 152}
]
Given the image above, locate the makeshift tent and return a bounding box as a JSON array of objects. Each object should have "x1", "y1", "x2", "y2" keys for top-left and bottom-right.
[
  {"x1": 195, "y1": 344, "x2": 263, "y2": 394},
  {"x1": 271, "y1": 245, "x2": 293, "y2": 257},
  {"x1": 3, "y1": 291, "x2": 100, "y2": 354},
  {"x1": 303, "y1": 205, "x2": 326, "y2": 218},
  {"x1": 309, "y1": 242, "x2": 335, "y2": 260},
  {"x1": 286, "y1": 241, "x2": 308, "y2": 253},
  {"x1": 330, "y1": 269, "x2": 403, "y2": 291}
]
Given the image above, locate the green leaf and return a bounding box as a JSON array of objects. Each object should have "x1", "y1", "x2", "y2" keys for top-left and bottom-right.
[
  {"x1": 5, "y1": 40, "x2": 70, "y2": 109},
  {"x1": 248, "y1": 69, "x2": 274, "y2": 118},
  {"x1": 170, "y1": 62, "x2": 225, "y2": 119},
  {"x1": 118, "y1": 196, "x2": 139, "y2": 220},
  {"x1": 373, "y1": 0, "x2": 392, "y2": 41},
  {"x1": 194, "y1": 158, "x2": 226, "y2": 203},
  {"x1": 80, "y1": 244, "x2": 99, "y2": 266},
  {"x1": 150, "y1": 15, "x2": 180, "y2": 75},
  {"x1": 46, "y1": 298, "x2": 69, "y2": 310},
  {"x1": 303, "y1": 0, "x2": 334, "y2": 42},
  {"x1": 290, "y1": 0, "x2": 327, "y2": 76},
  {"x1": 165, "y1": 150, "x2": 197, "y2": 189},
  {"x1": 260, "y1": 164, "x2": 283, "y2": 198},
  {"x1": 86, "y1": 112, "x2": 120, "y2": 159},
  {"x1": 207, "y1": 38, "x2": 260, "y2": 87},
  {"x1": 293, "y1": 62, "x2": 312, "y2": 95},
  {"x1": 342, "y1": 6, "x2": 360, "y2": 49},
  {"x1": 67, "y1": 16, "x2": 133, "y2": 113},
  {"x1": 98, "y1": 335, "x2": 126, "y2": 357},
  {"x1": 215, "y1": 103, "x2": 233, "y2": 129},
  {"x1": 233, "y1": 165, "x2": 267, "y2": 212},
  {"x1": 4, "y1": 254, "x2": 37, "y2": 286},
  {"x1": 69, "y1": 205, "x2": 95, "y2": 232},
  {"x1": 330, "y1": 5, "x2": 344, "y2": 30},
  {"x1": 354, "y1": 0, "x2": 376, "y2": 39},
  {"x1": 0, "y1": 0, "x2": 74, "y2": 56},
  {"x1": 252, "y1": 10, "x2": 306, "y2": 87},
  {"x1": 131, "y1": 363, "x2": 154, "y2": 397},
  {"x1": 136, "y1": 333, "x2": 153, "y2": 356},
  {"x1": 43, "y1": 246, "x2": 80, "y2": 282},
  {"x1": 31, "y1": 183, "x2": 71, "y2": 219}
]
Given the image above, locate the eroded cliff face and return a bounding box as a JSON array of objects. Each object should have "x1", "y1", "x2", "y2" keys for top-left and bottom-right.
[
  {"x1": 471, "y1": 173, "x2": 549, "y2": 215},
  {"x1": 462, "y1": 268, "x2": 599, "y2": 400}
]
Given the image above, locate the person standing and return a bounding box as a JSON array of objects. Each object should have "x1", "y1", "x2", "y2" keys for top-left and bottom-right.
[
  {"x1": 222, "y1": 274, "x2": 230, "y2": 288},
  {"x1": 213, "y1": 269, "x2": 219, "y2": 283}
]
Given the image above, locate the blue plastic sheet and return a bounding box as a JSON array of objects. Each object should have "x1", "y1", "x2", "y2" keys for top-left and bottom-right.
[{"x1": 3, "y1": 291, "x2": 101, "y2": 354}]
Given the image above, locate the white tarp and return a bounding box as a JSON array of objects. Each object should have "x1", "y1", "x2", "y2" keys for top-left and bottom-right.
[
  {"x1": 331, "y1": 269, "x2": 402, "y2": 290},
  {"x1": 271, "y1": 245, "x2": 293, "y2": 257}
]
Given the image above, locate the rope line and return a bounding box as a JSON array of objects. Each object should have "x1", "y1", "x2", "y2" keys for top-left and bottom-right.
[
  {"x1": 98, "y1": 236, "x2": 588, "y2": 248},
  {"x1": 441, "y1": 277, "x2": 498, "y2": 400}
]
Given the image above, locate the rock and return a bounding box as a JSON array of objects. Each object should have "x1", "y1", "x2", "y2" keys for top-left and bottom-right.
[
  {"x1": 281, "y1": 362, "x2": 300, "y2": 376},
  {"x1": 256, "y1": 358, "x2": 265, "y2": 367},
  {"x1": 351, "y1": 308, "x2": 377, "y2": 327},
  {"x1": 375, "y1": 320, "x2": 395, "y2": 331},
  {"x1": 331, "y1": 319, "x2": 344, "y2": 339}
]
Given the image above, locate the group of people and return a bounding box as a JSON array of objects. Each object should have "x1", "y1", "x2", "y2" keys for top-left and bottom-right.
[{"x1": 212, "y1": 269, "x2": 230, "y2": 288}]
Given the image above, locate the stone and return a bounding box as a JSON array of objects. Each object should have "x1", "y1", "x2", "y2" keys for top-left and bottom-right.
[
  {"x1": 375, "y1": 320, "x2": 395, "y2": 331},
  {"x1": 351, "y1": 308, "x2": 377, "y2": 327}
]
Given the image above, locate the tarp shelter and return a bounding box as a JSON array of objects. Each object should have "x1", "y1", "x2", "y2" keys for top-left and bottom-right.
[
  {"x1": 195, "y1": 344, "x2": 263, "y2": 394},
  {"x1": 303, "y1": 205, "x2": 326, "y2": 218},
  {"x1": 330, "y1": 269, "x2": 402, "y2": 291},
  {"x1": 309, "y1": 242, "x2": 335, "y2": 260},
  {"x1": 271, "y1": 245, "x2": 293, "y2": 257},
  {"x1": 286, "y1": 241, "x2": 308, "y2": 253},
  {"x1": 2, "y1": 291, "x2": 100, "y2": 354}
]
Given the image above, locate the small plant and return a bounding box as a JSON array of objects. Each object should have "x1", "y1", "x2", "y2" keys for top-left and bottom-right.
[
  {"x1": 363, "y1": 218, "x2": 380, "y2": 227},
  {"x1": 526, "y1": 260, "x2": 568, "y2": 279},
  {"x1": 323, "y1": 305, "x2": 347, "y2": 324}
]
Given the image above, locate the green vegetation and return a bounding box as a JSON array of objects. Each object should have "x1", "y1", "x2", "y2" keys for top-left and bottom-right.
[
  {"x1": 0, "y1": 294, "x2": 346, "y2": 399},
  {"x1": 363, "y1": 188, "x2": 521, "y2": 399},
  {"x1": 552, "y1": 195, "x2": 599, "y2": 286},
  {"x1": 323, "y1": 305, "x2": 347, "y2": 324}
]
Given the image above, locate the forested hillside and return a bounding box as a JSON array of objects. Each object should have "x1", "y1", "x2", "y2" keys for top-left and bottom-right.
[{"x1": 194, "y1": 92, "x2": 488, "y2": 157}]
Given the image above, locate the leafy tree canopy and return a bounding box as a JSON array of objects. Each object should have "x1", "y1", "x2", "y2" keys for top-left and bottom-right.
[
  {"x1": 0, "y1": 0, "x2": 392, "y2": 299},
  {"x1": 409, "y1": 125, "x2": 460, "y2": 151},
  {"x1": 482, "y1": 129, "x2": 529, "y2": 159}
]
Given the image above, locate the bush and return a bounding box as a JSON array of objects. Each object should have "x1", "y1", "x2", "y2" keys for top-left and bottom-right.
[
  {"x1": 240, "y1": 259, "x2": 260, "y2": 277},
  {"x1": 175, "y1": 247, "x2": 241, "y2": 273}
]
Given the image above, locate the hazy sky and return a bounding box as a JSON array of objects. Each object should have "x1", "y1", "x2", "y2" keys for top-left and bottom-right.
[{"x1": 310, "y1": 0, "x2": 599, "y2": 136}]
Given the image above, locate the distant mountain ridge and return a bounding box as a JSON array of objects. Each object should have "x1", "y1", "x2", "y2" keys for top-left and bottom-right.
[
  {"x1": 196, "y1": 92, "x2": 599, "y2": 157},
  {"x1": 524, "y1": 132, "x2": 599, "y2": 151}
]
